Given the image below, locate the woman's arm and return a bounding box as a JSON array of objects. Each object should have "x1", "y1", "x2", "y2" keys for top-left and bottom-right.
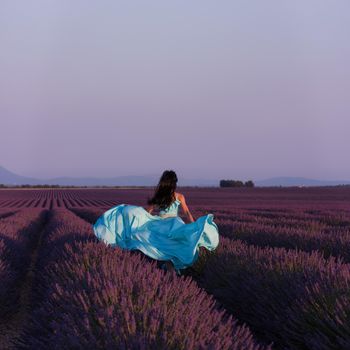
[{"x1": 178, "y1": 194, "x2": 195, "y2": 223}]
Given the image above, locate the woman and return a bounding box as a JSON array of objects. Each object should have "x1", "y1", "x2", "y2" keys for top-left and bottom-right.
[{"x1": 92, "y1": 170, "x2": 219, "y2": 275}]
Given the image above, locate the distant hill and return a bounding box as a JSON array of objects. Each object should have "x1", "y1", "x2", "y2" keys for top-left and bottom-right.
[
  {"x1": 0, "y1": 166, "x2": 218, "y2": 187},
  {"x1": 0, "y1": 166, "x2": 40, "y2": 185},
  {"x1": 256, "y1": 177, "x2": 350, "y2": 187},
  {"x1": 2, "y1": 166, "x2": 350, "y2": 188}
]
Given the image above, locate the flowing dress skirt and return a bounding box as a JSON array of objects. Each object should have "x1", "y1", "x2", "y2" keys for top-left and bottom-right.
[{"x1": 92, "y1": 204, "x2": 219, "y2": 270}]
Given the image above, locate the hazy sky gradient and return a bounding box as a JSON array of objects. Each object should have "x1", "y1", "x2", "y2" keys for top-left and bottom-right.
[{"x1": 1, "y1": 1, "x2": 349, "y2": 181}]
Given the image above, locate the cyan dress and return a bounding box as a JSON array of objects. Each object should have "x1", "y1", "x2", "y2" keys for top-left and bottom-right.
[{"x1": 92, "y1": 198, "x2": 219, "y2": 270}]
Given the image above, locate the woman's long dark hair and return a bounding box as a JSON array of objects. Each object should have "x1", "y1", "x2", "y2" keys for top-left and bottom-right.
[{"x1": 147, "y1": 170, "x2": 178, "y2": 210}]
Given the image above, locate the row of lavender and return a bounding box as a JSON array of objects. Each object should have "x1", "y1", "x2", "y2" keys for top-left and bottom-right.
[
  {"x1": 209, "y1": 207, "x2": 350, "y2": 263},
  {"x1": 2, "y1": 187, "x2": 350, "y2": 211},
  {"x1": 0, "y1": 209, "x2": 47, "y2": 320},
  {"x1": 0, "y1": 189, "x2": 119, "y2": 209},
  {"x1": 14, "y1": 209, "x2": 268, "y2": 349},
  {"x1": 73, "y1": 207, "x2": 350, "y2": 349},
  {"x1": 194, "y1": 237, "x2": 350, "y2": 350}
]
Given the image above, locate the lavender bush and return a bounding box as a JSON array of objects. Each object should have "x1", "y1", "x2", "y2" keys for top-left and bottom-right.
[
  {"x1": 189, "y1": 236, "x2": 350, "y2": 349},
  {"x1": 0, "y1": 209, "x2": 47, "y2": 317},
  {"x1": 216, "y1": 210, "x2": 350, "y2": 263}
]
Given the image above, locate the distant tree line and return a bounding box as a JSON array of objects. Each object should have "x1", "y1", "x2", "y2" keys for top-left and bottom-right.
[
  {"x1": 0, "y1": 184, "x2": 68, "y2": 188},
  {"x1": 0, "y1": 184, "x2": 119, "y2": 188},
  {"x1": 219, "y1": 179, "x2": 255, "y2": 188},
  {"x1": 0, "y1": 184, "x2": 155, "y2": 189}
]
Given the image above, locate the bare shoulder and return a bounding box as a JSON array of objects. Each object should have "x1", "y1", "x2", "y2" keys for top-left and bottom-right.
[{"x1": 175, "y1": 192, "x2": 185, "y2": 201}]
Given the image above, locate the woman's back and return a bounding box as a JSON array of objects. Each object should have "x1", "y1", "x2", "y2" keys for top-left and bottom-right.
[{"x1": 158, "y1": 195, "x2": 181, "y2": 217}]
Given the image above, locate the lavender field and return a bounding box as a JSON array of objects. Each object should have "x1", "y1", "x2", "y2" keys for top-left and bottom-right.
[{"x1": 0, "y1": 187, "x2": 350, "y2": 349}]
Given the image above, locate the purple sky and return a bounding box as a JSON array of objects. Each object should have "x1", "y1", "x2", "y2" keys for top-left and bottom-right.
[{"x1": 1, "y1": 1, "x2": 349, "y2": 181}]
